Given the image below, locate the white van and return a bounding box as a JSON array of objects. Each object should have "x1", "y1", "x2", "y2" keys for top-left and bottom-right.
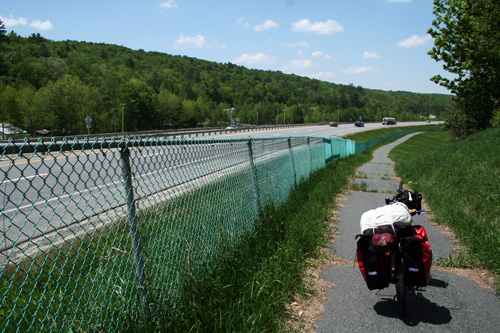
[{"x1": 382, "y1": 117, "x2": 397, "y2": 125}]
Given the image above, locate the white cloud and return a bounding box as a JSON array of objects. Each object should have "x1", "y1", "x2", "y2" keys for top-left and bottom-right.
[
  {"x1": 397, "y1": 34, "x2": 432, "y2": 47},
  {"x1": 30, "y1": 19, "x2": 53, "y2": 31},
  {"x1": 310, "y1": 71, "x2": 337, "y2": 81},
  {"x1": 1, "y1": 15, "x2": 28, "y2": 27},
  {"x1": 172, "y1": 34, "x2": 225, "y2": 49},
  {"x1": 286, "y1": 41, "x2": 310, "y2": 48},
  {"x1": 342, "y1": 66, "x2": 376, "y2": 74},
  {"x1": 289, "y1": 59, "x2": 317, "y2": 69},
  {"x1": 160, "y1": 0, "x2": 178, "y2": 9},
  {"x1": 363, "y1": 51, "x2": 380, "y2": 59},
  {"x1": 173, "y1": 34, "x2": 207, "y2": 49},
  {"x1": 291, "y1": 18, "x2": 344, "y2": 35},
  {"x1": 236, "y1": 17, "x2": 251, "y2": 28},
  {"x1": 233, "y1": 52, "x2": 276, "y2": 65},
  {"x1": 254, "y1": 19, "x2": 278, "y2": 32},
  {"x1": 312, "y1": 51, "x2": 332, "y2": 59},
  {"x1": 1, "y1": 14, "x2": 53, "y2": 31},
  {"x1": 281, "y1": 59, "x2": 319, "y2": 72}
]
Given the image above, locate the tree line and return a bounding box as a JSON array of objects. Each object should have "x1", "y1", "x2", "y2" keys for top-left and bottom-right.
[
  {"x1": 0, "y1": 24, "x2": 451, "y2": 137},
  {"x1": 428, "y1": 0, "x2": 500, "y2": 137}
]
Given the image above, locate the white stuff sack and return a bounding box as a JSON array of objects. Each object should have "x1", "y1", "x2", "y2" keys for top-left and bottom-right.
[{"x1": 360, "y1": 202, "x2": 412, "y2": 234}]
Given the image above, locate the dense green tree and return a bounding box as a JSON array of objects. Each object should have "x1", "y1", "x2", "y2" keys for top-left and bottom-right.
[
  {"x1": 0, "y1": 85, "x2": 21, "y2": 134},
  {"x1": 17, "y1": 85, "x2": 39, "y2": 136},
  {"x1": 0, "y1": 20, "x2": 8, "y2": 77},
  {"x1": 158, "y1": 89, "x2": 183, "y2": 128},
  {"x1": 0, "y1": 19, "x2": 8, "y2": 43},
  {"x1": 31, "y1": 75, "x2": 92, "y2": 134},
  {"x1": 428, "y1": 0, "x2": 500, "y2": 137},
  {"x1": 124, "y1": 78, "x2": 157, "y2": 131}
]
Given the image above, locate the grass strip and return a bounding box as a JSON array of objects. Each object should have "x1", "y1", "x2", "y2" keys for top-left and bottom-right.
[
  {"x1": 343, "y1": 124, "x2": 441, "y2": 142},
  {"x1": 389, "y1": 128, "x2": 500, "y2": 289}
]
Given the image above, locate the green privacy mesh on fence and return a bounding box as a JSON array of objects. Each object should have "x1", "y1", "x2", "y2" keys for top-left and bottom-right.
[{"x1": 0, "y1": 130, "x2": 417, "y2": 331}]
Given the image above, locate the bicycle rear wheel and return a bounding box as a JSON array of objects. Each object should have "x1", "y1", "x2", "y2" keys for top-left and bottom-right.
[{"x1": 395, "y1": 269, "x2": 406, "y2": 318}]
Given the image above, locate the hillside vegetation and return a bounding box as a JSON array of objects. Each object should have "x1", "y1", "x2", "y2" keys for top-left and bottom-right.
[{"x1": 0, "y1": 32, "x2": 451, "y2": 137}]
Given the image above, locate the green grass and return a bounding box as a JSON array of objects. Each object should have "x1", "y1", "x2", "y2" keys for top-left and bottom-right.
[
  {"x1": 389, "y1": 127, "x2": 500, "y2": 287},
  {"x1": 164, "y1": 151, "x2": 373, "y2": 332},
  {"x1": 344, "y1": 124, "x2": 442, "y2": 142},
  {"x1": 0, "y1": 137, "x2": 363, "y2": 332}
]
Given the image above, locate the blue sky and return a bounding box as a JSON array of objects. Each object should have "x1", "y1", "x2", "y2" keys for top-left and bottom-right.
[{"x1": 1, "y1": 0, "x2": 451, "y2": 94}]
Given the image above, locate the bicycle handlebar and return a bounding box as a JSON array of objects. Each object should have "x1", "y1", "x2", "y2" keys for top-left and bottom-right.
[{"x1": 410, "y1": 209, "x2": 428, "y2": 214}]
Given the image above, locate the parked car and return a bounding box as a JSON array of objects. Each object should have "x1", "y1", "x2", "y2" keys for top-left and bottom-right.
[
  {"x1": 329, "y1": 121, "x2": 338, "y2": 127},
  {"x1": 354, "y1": 121, "x2": 365, "y2": 127},
  {"x1": 225, "y1": 124, "x2": 238, "y2": 130}
]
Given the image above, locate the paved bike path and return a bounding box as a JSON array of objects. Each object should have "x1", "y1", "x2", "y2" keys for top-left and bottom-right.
[{"x1": 316, "y1": 133, "x2": 500, "y2": 332}]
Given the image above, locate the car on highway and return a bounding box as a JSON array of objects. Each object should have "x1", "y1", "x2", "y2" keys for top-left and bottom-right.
[
  {"x1": 382, "y1": 117, "x2": 397, "y2": 125},
  {"x1": 354, "y1": 121, "x2": 365, "y2": 127},
  {"x1": 225, "y1": 124, "x2": 238, "y2": 130},
  {"x1": 329, "y1": 121, "x2": 338, "y2": 127}
]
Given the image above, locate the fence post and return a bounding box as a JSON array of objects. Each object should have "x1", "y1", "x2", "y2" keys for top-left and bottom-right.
[
  {"x1": 247, "y1": 139, "x2": 261, "y2": 216},
  {"x1": 288, "y1": 138, "x2": 297, "y2": 188},
  {"x1": 119, "y1": 146, "x2": 150, "y2": 314},
  {"x1": 307, "y1": 137, "x2": 312, "y2": 174},
  {"x1": 323, "y1": 137, "x2": 332, "y2": 164}
]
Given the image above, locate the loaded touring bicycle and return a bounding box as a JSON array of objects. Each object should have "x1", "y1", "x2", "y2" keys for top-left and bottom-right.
[{"x1": 356, "y1": 182, "x2": 432, "y2": 318}]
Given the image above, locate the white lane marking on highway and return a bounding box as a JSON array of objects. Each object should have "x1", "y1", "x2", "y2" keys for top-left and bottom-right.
[
  {"x1": 2, "y1": 178, "x2": 125, "y2": 215},
  {"x1": 4, "y1": 147, "x2": 246, "y2": 214},
  {"x1": 3, "y1": 173, "x2": 49, "y2": 184}
]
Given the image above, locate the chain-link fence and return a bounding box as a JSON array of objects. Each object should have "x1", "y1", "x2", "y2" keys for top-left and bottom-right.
[{"x1": 0, "y1": 130, "x2": 418, "y2": 331}]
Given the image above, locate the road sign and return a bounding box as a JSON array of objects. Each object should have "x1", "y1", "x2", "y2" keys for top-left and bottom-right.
[{"x1": 85, "y1": 115, "x2": 92, "y2": 129}]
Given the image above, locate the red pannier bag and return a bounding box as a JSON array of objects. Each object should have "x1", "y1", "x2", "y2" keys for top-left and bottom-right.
[
  {"x1": 356, "y1": 235, "x2": 390, "y2": 290},
  {"x1": 401, "y1": 225, "x2": 432, "y2": 286}
]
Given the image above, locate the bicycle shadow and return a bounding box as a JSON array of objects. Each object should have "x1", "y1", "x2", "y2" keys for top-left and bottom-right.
[{"x1": 373, "y1": 277, "x2": 452, "y2": 326}]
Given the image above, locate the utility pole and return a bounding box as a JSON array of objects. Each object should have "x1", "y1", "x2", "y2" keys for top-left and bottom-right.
[
  {"x1": 120, "y1": 103, "x2": 125, "y2": 134},
  {"x1": 283, "y1": 109, "x2": 286, "y2": 124},
  {"x1": 112, "y1": 107, "x2": 116, "y2": 133}
]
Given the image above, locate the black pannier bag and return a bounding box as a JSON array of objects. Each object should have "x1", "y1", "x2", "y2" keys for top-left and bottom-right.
[
  {"x1": 400, "y1": 225, "x2": 432, "y2": 287},
  {"x1": 356, "y1": 235, "x2": 390, "y2": 290}
]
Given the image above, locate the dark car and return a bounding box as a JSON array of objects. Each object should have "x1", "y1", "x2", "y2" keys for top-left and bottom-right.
[
  {"x1": 354, "y1": 121, "x2": 365, "y2": 127},
  {"x1": 329, "y1": 121, "x2": 338, "y2": 127}
]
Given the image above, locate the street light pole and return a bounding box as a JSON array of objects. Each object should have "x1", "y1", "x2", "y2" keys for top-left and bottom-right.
[
  {"x1": 120, "y1": 103, "x2": 125, "y2": 134},
  {"x1": 338, "y1": 109, "x2": 340, "y2": 123},
  {"x1": 112, "y1": 107, "x2": 116, "y2": 133}
]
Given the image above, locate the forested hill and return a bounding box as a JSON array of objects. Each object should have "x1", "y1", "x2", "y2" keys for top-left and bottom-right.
[{"x1": 0, "y1": 32, "x2": 452, "y2": 137}]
